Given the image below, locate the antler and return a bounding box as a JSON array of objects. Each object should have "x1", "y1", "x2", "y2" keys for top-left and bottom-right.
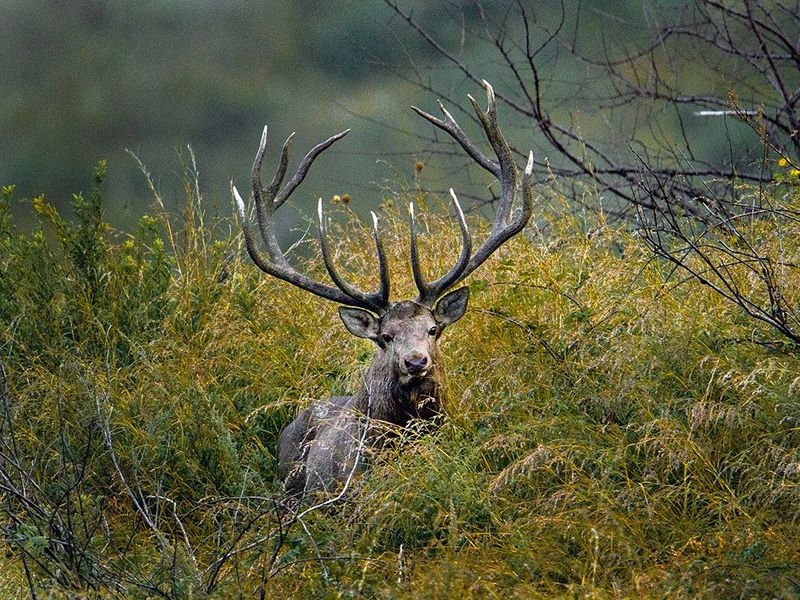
[
  {"x1": 409, "y1": 80, "x2": 535, "y2": 306},
  {"x1": 233, "y1": 126, "x2": 391, "y2": 314}
]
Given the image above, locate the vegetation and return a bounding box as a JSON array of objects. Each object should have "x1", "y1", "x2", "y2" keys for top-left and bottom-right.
[
  {"x1": 1, "y1": 157, "x2": 799, "y2": 597},
  {"x1": 3, "y1": 0, "x2": 799, "y2": 597}
]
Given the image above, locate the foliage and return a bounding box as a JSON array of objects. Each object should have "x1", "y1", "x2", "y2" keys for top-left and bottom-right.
[{"x1": 1, "y1": 167, "x2": 799, "y2": 598}]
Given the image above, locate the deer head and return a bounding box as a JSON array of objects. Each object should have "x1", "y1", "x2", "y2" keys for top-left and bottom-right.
[
  {"x1": 338, "y1": 291, "x2": 468, "y2": 386},
  {"x1": 233, "y1": 81, "x2": 534, "y2": 386}
]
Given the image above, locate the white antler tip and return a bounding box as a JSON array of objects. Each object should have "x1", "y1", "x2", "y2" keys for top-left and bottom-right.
[
  {"x1": 525, "y1": 151, "x2": 534, "y2": 175},
  {"x1": 317, "y1": 197, "x2": 324, "y2": 221},
  {"x1": 260, "y1": 125, "x2": 268, "y2": 142},
  {"x1": 371, "y1": 211, "x2": 379, "y2": 230},
  {"x1": 232, "y1": 185, "x2": 246, "y2": 218},
  {"x1": 449, "y1": 188, "x2": 466, "y2": 219},
  {"x1": 409, "y1": 202, "x2": 416, "y2": 219},
  {"x1": 434, "y1": 102, "x2": 452, "y2": 123},
  {"x1": 481, "y1": 80, "x2": 495, "y2": 105}
]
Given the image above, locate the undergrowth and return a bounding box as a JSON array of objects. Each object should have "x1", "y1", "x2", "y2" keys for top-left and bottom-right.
[{"x1": 0, "y1": 163, "x2": 798, "y2": 598}]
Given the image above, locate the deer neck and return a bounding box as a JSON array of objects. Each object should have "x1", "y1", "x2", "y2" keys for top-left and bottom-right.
[{"x1": 353, "y1": 353, "x2": 444, "y2": 426}]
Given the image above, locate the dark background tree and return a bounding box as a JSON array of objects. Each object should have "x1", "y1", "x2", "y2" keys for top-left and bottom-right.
[
  {"x1": 382, "y1": 0, "x2": 797, "y2": 215},
  {"x1": 381, "y1": 0, "x2": 800, "y2": 345}
]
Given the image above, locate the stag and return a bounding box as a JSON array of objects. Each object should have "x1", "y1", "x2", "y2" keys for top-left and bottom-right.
[{"x1": 234, "y1": 81, "x2": 534, "y2": 497}]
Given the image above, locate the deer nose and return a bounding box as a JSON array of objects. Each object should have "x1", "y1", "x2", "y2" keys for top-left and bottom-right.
[{"x1": 404, "y1": 354, "x2": 429, "y2": 374}]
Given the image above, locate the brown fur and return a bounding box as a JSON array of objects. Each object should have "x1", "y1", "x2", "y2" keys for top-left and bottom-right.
[{"x1": 278, "y1": 299, "x2": 463, "y2": 497}]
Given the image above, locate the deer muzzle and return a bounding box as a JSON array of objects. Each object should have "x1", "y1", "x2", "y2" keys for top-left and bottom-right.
[{"x1": 403, "y1": 353, "x2": 430, "y2": 376}]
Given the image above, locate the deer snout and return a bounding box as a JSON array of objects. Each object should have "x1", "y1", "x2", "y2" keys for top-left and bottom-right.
[{"x1": 404, "y1": 354, "x2": 429, "y2": 374}]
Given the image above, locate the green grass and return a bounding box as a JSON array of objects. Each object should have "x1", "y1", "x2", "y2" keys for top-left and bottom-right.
[{"x1": 1, "y1": 168, "x2": 799, "y2": 598}]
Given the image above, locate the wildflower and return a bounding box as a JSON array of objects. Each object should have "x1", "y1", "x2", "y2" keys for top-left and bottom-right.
[
  {"x1": 777, "y1": 158, "x2": 789, "y2": 167},
  {"x1": 790, "y1": 168, "x2": 800, "y2": 178},
  {"x1": 332, "y1": 195, "x2": 341, "y2": 204},
  {"x1": 415, "y1": 161, "x2": 425, "y2": 172},
  {"x1": 342, "y1": 194, "x2": 351, "y2": 204}
]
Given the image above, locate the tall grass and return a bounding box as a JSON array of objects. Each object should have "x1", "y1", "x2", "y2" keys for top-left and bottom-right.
[{"x1": 0, "y1": 166, "x2": 798, "y2": 598}]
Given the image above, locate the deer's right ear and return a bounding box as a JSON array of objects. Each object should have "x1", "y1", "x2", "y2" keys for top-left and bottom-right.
[{"x1": 338, "y1": 307, "x2": 380, "y2": 341}]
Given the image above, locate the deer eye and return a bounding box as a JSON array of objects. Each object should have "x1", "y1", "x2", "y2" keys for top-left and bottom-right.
[
  {"x1": 428, "y1": 326, "x2": 438, "y2": 336},
  {"x1": 382, "y1": 333, "x2": 393, "y2": 344}
]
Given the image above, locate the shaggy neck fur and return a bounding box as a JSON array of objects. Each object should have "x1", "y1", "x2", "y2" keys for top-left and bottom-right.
[{"x1": 352, "y1": 347, "x2": 444, "y2": 426}]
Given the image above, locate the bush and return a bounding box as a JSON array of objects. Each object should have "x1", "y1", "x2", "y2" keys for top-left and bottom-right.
[{"x1": 1, "y1": 167, "x2": 799, "y2": 598}]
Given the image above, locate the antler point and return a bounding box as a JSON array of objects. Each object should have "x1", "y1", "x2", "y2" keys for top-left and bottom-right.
[
  {"x1": 481, "y1": 80, "x2": 495, "y2": 102},
  {"x1": 232, "y1": 185, "x2": 246, "y2": 219},
  {"x1": 526, "y1": 151, "x2": 534, "y2": 175},
  {"x1": 449, "y1": 189, "x2": 467, "y2": 226}
]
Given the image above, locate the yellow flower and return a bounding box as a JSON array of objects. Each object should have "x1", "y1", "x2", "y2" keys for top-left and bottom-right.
[
  {"x1": 342, "y1": 194, "x2": 351, "y2": 204},
  {"x1": 789, "y1": 169, "x2": 800, "y2": 178},
  {"x1": 777, "y1": 158, "x2": 789, "y2": 167}
]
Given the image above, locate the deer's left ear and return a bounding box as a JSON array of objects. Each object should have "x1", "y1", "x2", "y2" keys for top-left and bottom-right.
[
  {"x1": 434, "y1": 286, "x2": 469, "y2": 327},
  {"x1": 338, "y1": 307, "x2": 380, "y2": 340}
]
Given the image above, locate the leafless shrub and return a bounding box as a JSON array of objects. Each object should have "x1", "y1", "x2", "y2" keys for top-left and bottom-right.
[{"x1": 381, "y1": 0, "x2": 797, "y2": 217}]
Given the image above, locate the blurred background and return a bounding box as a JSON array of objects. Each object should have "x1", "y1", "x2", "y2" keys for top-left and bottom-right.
[{"x1": 0, "y1": 0, "x2": 759, "y2": 234}]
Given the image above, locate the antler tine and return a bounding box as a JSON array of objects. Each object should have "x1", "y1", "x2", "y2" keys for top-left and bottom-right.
[
  {"x1": 410, "y1": 190, "x2": 472, "y2": 306},
  {"x1": 460, "y1": 150, "x2": 534, "y2": 280},
  {"x1": 410, "y1": 103, "x2": 499, "y2": 178},
  {"x1": 467, "y1": 80, "x2": 519, "y2": 228},
  {"x1": 317, "y1": 199, "x2": 391, "y2": 312},
  {"x1": 266, "y1": 131, "x2": 294, "y2": 199},
  {"x1": 235, "y1": 127, "x2": 390, "y2": 313},
  {"x1": 274, "y1": 129, "x2": 350, "y2": 208},
  {"x1": 408, "y1": 202, "x2": 425, "y2": 298},
  {"x1": 371, "y1": 211, "x2": 391, "y2": 303},
  {"x1": 250, "y1": 126, "x2": 283, "y2": 266},
  {"x1": 411, "y1": 81, "x2": 536, "y2": 302}
]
